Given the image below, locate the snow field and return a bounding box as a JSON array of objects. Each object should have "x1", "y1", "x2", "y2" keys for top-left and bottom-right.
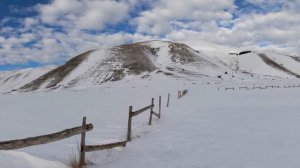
[
  {"x1": 100, "y1": 84, "x2": 300, "y2": 168},
  {"x1": 1, "y1": 77, "x2": 300, "y2": 167}
]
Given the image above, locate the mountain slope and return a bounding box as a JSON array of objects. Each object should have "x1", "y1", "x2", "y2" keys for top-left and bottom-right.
[
  {"x1": 18, "y1": 50, "x2": 94, "y2": 91},
  {"x1": 238, "y1": 51, "x2": 300, "y2": 78},
  {"x1": 0, "y1": 67, "x2": 53, "y2": 93},
  {"x1": 17, "y1": 41, "x2": 230, "y2": 92},
  {"x1": 1, "y1": 40, "x2": 300, "y2": 93}
]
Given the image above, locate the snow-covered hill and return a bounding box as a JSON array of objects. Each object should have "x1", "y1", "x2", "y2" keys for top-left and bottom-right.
[
  {"x1": 18, "y1": 41, "x2": 233, "y2": 92},
  {"x1": 1, "y1": 40, "x2": 300, "y2": 93},
  {"x1": 0, "y1": 67, "x2": 54, "y2": 93}
]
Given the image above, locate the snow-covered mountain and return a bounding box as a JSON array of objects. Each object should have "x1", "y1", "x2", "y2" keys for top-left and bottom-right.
[
  {"x1": 0, "y1": 67, "x2": 54, "y2": 93},
  {"x1": 1, "y1": 40, "x2": 300, "y2": 93}
]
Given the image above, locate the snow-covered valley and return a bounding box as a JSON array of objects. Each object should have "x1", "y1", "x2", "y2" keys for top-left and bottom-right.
[
  {"x1": 1, "y1": 74, "x2": 300, "y2": 168},
  {"x1": 1, "y1": 40, "x2": 300, "y2": 168}
]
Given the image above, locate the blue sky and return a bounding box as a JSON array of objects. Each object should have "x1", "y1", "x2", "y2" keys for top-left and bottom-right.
[{"x1": 0, "y1": 0, "x2": 299, "y2": 71}]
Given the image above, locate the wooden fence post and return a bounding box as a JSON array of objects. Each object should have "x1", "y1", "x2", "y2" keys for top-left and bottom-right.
[
  {"x1": 79, "y1": 117, "x2": 86, "y2": 168},
  {"x1": 127, "y1": 106, "x2": 133, "y2": 141},
  {"x1": 167, "y1": 93, "x2": 170, "y2": 107},
  {"x1": 159, "y1": 96, "x2": 161, "y2": 118},
  {"x1": 148, "y1": 98, "x2": 154, "y2": 125}
]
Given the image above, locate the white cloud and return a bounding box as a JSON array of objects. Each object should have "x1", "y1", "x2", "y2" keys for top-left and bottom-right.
[
  {"x1": 133, "y1": 0, "x2": 235, "y2": 34},
  {"x1": 1, "y1": 0, "x2": 300, "y2": 67},
  {"x1": 162, "y1": 0, "x2": 300, "y2": 55},
  {"x1": 0, "y1": 23, "x2": 155, "y2": 65},
  {"x1": 37, "y1": 0, "x2": 131, "y2": 30},
  {"x1": 23, "y1": 17, "x2": 39, "y2": 28}
]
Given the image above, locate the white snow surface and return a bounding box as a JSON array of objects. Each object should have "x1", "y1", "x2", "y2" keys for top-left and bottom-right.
[
  {"x1": 267, "y1": 52, "x2": 300, "y2": 75},
  {"x1": 0, "y1": 67, "x2": 53, "y2": 92},
  {"x1": 2, "y1": 41, "x2": 300, "y2": 167},
  {"x1": 1, "y1": 41, "x2": 300, "y2": 93},
  {"x1": 1, "y1": 73, "x2": 300, "y2": 167},
  {"x1": 238, "y1": 52, "x2": 291, "y2": 78},
  {"x1": 61, "y1": 49, "x2": 110, "y2": 86},
  {"x1": 0, "y1": 151, "x2": 67, "y2": 168}
]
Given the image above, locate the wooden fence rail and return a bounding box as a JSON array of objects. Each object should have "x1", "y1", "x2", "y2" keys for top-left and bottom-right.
[
  {"x1": 84, "y1": 141, "x2": 127, "y2": 152},
  {"x1": 0, "y1": 123, "x2": 93, "y2": 150},
  {"x1": 132, "y1": 104, "x2": 154, "y2": 117}
]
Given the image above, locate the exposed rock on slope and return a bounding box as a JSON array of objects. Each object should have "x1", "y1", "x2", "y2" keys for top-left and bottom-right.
[
  {"x1": 19, "y1": 50, "x2": 94, "y2": 91},
  {"x1": 1, "y1": 40, "x2": 300, "y2": 93},
  {"x1": 0, "y1": 67, "x2": 53, "y2": 93},
  {"x1": 17, "y1": 41, "x2": 229, "y2": 92},
  {"x1": 258, "y1": 53, "x2": 300, "y2": 78}
]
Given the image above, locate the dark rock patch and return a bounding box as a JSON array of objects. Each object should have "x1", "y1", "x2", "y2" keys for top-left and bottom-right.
[{"x1": 258, "y1": 53, "x2": 300, "y2": 78}]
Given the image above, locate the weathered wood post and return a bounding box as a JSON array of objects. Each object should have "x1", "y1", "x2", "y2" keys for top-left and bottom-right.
[
  {"x1": 79, "y1": 117, "x2": 86, "y2": 168},
  {"x1": 167, "y1": 93, "x2": 170, "y2": 107},
  {"x1": 127, "y1": 106, "x2": 133, "y2": 141},
  {"x1": 148, "y1": 98, "x2": 154, "y2": 125},
  {"x1": 158, "y1": 96, "x2": 161, "y2": 118}
]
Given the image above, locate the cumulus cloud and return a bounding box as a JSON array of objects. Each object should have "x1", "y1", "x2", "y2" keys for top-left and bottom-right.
[
  {"x1": 0, "y1": 0, "x2": 300, "y2": 67},
  {"x1": 37, "y1": 0, "x2": 131, "y2": 30},
  {"x1": 164, "y1": 0, "x2": 300, "y2": 55},
  {"x1": 0, "y1": 0, "x2": 152, "y2": 65},
  {"x1": 0, "y1": 26, "x2": 154, "y2": 65},
  {"x1": 133, "y1": 0, "x2": 235, "y2": 34}
]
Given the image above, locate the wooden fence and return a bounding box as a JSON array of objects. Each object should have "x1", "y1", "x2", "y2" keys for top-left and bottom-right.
[
  {"x1": 222, "y1": 84, "x2": 300, "y2": 91},
  {"x1": 167, "y1": 93, "x2": 170, "y2": 107},
  {"x1": 79, "y1": 117, "x2": 127, "y2": 167},
  {"x1": 0, "y1": 89, "x2": 188, "y2": 167},
  {"x1": 225, "y1": 87, "x2": 234, "y2": 91},
  {"x1": 178, "y1": 89, "x2": 188, "y2": 99},
  {"x1": 127, "y1": 97, "x2": 161, "y2": 141}
]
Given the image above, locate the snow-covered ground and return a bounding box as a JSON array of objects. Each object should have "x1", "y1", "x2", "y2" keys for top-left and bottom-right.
[{"x1": 1, "y1": 74, "x2": 300, "y2": 168}]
